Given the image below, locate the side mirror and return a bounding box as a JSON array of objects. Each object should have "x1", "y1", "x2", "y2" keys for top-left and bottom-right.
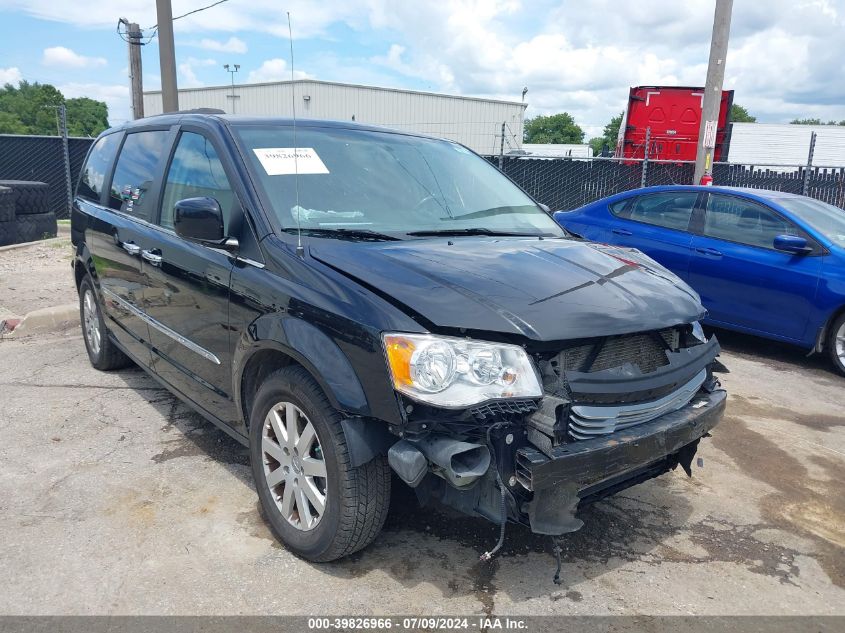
[
  {"x1": 538, "y1": 203, "x2": 551, "y2": 214},
  {"x1": 773, "y1": 234, "x2": 811, "y2": 255},
  {"x1": 174, "y1": 197, "x2": 236, "y2": 250}
]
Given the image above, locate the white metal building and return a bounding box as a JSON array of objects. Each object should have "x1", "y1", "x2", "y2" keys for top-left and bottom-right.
[
  {"x1": 727, "y1": 123, "x2": 845, "y2": 167},
  {"x1": 143, "y1": 79, "x2": 527, "y2": 155},
  {"x1": 514, "y1": 143, "x2": 592, "y2": 158}
]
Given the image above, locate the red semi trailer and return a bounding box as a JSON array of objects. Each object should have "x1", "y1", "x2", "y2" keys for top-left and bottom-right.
[{"x1": 616, "y1": 86, "x2": 733, "y2": 161}]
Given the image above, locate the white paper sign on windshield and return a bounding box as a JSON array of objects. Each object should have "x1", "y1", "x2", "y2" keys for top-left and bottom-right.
[{"x1": 252, "y1": 148, "x2": 330, "y2": 175}]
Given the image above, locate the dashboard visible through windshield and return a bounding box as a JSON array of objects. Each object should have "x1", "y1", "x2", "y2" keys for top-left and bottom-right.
[{"x1": 234, "y1": 124, "x2": 564, "y2": 239}]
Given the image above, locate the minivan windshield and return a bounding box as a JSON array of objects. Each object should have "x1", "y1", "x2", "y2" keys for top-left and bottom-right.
[
  {"x1": 777, "y1": 197, "x2": 845, "y2": 248},
  {"x1": 234, "y1": 125, "x2": 563, "y2": 238}
]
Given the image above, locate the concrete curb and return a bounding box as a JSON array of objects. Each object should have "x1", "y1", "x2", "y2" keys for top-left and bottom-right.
[
  {"x1": 6, "y1": 303, "x2": 78, "y2": 338},
  {"x1": 0, "y1": 233, "x2": 69, "y2": 254}
]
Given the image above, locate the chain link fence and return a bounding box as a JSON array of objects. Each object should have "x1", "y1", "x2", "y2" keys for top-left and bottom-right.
[
  {"x1": 2, "y1": 126, "x2": 844, "y2": 220},
  {"x1": 0, "y1": 134, "x2": 94, "y2": 219},
  {"x1": 491, "y1": 155, "x2": 845, "y2": 211}
]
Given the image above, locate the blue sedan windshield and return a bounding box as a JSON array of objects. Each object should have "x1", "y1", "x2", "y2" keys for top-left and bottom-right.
[{"x1": 777, "y1": 197, "x2": 845, "y2": 247}]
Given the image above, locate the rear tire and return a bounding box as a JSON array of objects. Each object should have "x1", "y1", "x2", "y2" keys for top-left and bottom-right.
[
  {"x1": 15, "y1": 212, "x2": 57, "y2": 243},
  {"x1": 0, "y1": 186, "x2": 14, "y2": 223},
  {"x1": 249, "y1": 366, "x2": 391, "y2": 561},
  {"x1": 827, "y1": 312, "x2": 845, "y2": 377},
  {"x1": 78, "y1": 275, "x2": 133, "y2": 371},
  {"x1": 0, "y1": 180, "x2": 49, "y2": 215},
  {"x1": 0, "y1": 220, "x2": 15, "y2": 246}
]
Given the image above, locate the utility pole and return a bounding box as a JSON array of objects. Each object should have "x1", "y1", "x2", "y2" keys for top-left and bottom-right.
[
  {"x1": 694, "y1": 0, "x2": 733, "y2": 184},
  {"x1": 156, "y1": 0, "x2": 179, "y2": 112},
  {"x1": 123, "y1": 21, "x2": 145, "y2": 119},
  {"x1": 224, "y1": 64, "x2": 240, "y2": 114}
]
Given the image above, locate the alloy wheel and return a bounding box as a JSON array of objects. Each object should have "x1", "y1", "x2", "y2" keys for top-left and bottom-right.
[
  {"x1": 836, "y1": 321, "x2": 845, "y2": 366},
  {"x1": 262, "y1": 401, "x2": 328, "y2": 531},
  {"x1": 82, "y1": 288, "x2": 101, "y2": 356}
]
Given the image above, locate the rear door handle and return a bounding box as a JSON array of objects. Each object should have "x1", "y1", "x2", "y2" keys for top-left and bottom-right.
[
  {"x1": 695, "y1": 247, "x2": 723, "y2": 257},
  {"x1": 141, "y1": 249, "x2": 162, "y2": 267},
  {"x1": 612, "y1": 228, "x2": 633, "y2": 236},
  {"x1": 122, "y1": 241, "x2": 141, "y2": 256}
]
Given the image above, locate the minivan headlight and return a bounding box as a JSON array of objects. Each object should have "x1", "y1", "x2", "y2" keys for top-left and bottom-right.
[{"x1": 383, "y1": 333, "x2": 542, "y2": 408}]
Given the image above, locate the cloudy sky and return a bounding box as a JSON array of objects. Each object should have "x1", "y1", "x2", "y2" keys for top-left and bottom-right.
[{"x1": 0, "y1": 0, "x2": 843, "y2": 136}]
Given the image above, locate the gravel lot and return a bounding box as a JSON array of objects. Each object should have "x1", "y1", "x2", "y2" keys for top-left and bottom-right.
[
  {"x1": 0, "y1": 241, "x2": 843, "y2": 616},
  {"x1": 0, "y1": 235, "x2": 75, "y2": 318}
]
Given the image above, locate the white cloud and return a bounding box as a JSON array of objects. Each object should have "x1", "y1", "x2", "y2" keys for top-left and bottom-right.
[
  {"x1": 43, "y1": 46, "x2": 107, "y2": 69},
  {"x1": 177, "y1": 57, "x2": 218, "y2": 88},
  {"x1": 190, "y1": 36, "x2": 248, "y2": 54},
  {"x1": 247, "y1": 58, "x2": 310, "y2": 83},
  {"x1": 363, "y1": 0, "x2": 845, "y2": 132},
  {"x1": 58, "y1": 82, "x2": 130, "y2": 126},
  {"x1": 0, "y1": 0, "x2": 367, "y2": 38},
  {"x1": 0, "y1": 67, "x2": 23, "y2": 85},
  {"x1": 5, "y1": 0, "x2": 845, "y2": 130}
]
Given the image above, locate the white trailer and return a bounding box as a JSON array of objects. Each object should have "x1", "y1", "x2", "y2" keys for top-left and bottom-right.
[{"x1": 727, "y1": 123, "x2": 845, "y2": 167}]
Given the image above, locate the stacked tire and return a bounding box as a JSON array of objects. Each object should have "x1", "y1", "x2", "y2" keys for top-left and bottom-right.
[{"x1": 0, "y1": 180, "x2": 57, "y2": 246}]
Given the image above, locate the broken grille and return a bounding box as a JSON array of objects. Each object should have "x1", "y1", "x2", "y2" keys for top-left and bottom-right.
[
  {"x1": 554, "y1": 328, "x2": 680, "y2": 375},
  {"x1": 567, "y1": 369, "x2": 707, "y2": 440}
]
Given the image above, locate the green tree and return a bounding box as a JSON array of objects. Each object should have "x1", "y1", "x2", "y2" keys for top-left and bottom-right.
[
  {"x1": 730, "y1": 103, "x2": 756, "y2": 122},
  {"x1": 0, "y1": 80, "x2": 109, "y2": 136},
  {"x1": 66, "y1": 97, "x2": 109, "y2": 137},
  {"x1": 588, "y1": 112, "x2": 624, "y2": 156},
  {"x1": 0, "y1": 110, "x2": 27, "y2": 134},
  {"x1": 790, "y1": 118, "x2": 845, "y2": 125},
  {"x1": 523, "y1": 112, "x2": 585, "y2": 144}
]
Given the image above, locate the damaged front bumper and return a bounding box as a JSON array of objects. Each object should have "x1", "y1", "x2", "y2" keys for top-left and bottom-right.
[{"x1": 516, "y1": 387, "x2": 726, "y2": 535}]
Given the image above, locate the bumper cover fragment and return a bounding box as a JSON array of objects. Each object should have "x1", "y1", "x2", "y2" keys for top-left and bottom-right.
[{"x1": 519, "y1": 388, "x2": 726, "y2": 535}]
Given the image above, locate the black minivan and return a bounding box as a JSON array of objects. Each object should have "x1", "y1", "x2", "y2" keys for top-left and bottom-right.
[{"x1": 71, "y1": 112, "x2": 725, "y2": 562}]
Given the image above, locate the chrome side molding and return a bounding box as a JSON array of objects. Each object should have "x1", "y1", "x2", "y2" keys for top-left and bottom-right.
[{"x1": 100, "y1": 286, "x2": 221, "y2": 365}]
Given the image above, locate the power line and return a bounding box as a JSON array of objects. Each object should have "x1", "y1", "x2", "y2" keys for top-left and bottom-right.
[
  {"x1": 120, "y1": 0, "x2": 232, "y2": 46},
  {"x1": 148, "y1": 0, "x2": 231, "y2": 30}
]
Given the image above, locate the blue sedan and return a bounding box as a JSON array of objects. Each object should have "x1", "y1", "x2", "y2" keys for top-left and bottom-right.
[{"x1": 554, "y1": 185, "x2": 845, "y2": 375}]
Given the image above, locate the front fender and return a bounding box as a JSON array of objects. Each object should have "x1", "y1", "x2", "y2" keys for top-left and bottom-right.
[{"x1": 234, "y1": 313, "x2": 378, "y2": 420}]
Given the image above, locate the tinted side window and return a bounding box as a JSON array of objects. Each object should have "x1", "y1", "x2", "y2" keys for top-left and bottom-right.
[
  {"x1": 108, "y1": 130, "x2": 169, "y2": 220},
  {"x1": 160, "y1": 132, "x2": 234, "y2": 232},
  {"x1": 704, "y1": 195, "x2": 799, "y2": 249},
  {"x1": 77, "y1": 133, "x2": 121, "y2": 202},
  {"x1": 627, "y1": 192, "x2": 697, "y2": 231}
]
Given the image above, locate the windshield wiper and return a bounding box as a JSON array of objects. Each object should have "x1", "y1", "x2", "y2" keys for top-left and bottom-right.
[
  {"x1": 406, "y1": 227, "x2": 548, "y2": 237},
  {"x1": 282, "y1": 227, "x2": 401, "y2": 241}
]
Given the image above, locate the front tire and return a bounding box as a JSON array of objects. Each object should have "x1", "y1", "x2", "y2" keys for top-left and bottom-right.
[
  {"x1": 78, "y1": 275, "x2": 133, "y2": 371},
  {"x1": 249, "y1": 366, "x2": 391, "y2": 561},
  {"x1": 827, "y1": 313, "x2": 845, "y2": 376}
]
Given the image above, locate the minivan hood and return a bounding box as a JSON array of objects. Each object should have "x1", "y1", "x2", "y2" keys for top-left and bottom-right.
[{"x1": 310, "y1": 237, "x2": 705, "y2": 342}]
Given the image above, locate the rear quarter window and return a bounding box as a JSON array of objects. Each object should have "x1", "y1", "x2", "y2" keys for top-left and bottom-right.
[
  {"x1": 76, "y1": 133, "x2": 121, "y2": 203},
  {"x1": 609, "y1": 199, "x2": 630, "y2": 217},
  {"x1": 107, "y1": 130, "x2": 170, "y2": 221}
]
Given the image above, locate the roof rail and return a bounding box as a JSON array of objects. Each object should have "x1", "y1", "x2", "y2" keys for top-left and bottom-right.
[{"x1": 149, "y1": 108, "x2": 226, "y2": 116}]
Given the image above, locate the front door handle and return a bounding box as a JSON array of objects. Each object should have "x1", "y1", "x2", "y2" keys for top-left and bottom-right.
[
  {"x1": 695, "y1": 247, "x2": 723, "y2": 257},
  {"x1": 141, "y1": 249, "x2": 162, "y2": 267},
  {"x1": 612, "y1": 228, "x2": 633, "y2": 236},
  {"x1": 122, "y1": 241, "x2": 141, "y2": 256}
]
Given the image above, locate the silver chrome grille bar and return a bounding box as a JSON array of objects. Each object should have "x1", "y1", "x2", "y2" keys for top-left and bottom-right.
[{"x1": 568, "y1": 369, "x2": 707, "y2": 440}]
